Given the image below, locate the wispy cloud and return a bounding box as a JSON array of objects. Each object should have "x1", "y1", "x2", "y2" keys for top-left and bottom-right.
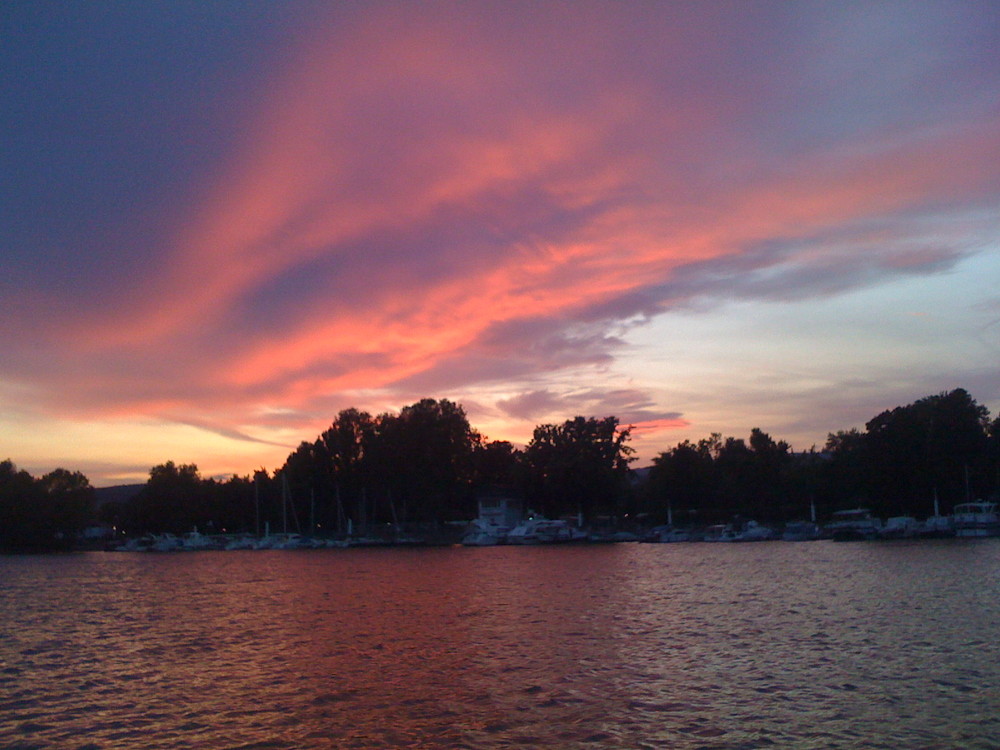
[{"x1": 1, "y1": 2, "x2": 998, "y2": 480}]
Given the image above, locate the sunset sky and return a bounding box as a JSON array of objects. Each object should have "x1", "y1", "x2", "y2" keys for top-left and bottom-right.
[{"x1": 3, "y1": 1, "x2": 999, "y2": 486}]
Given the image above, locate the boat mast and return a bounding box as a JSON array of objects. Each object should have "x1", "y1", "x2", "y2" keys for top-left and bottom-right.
[
  {"x1": 282, "y1": 474, "x2": 289, "y2": 534},
  {"x1": 336, "y1": 484, "x2": 345, "y2": 535}
]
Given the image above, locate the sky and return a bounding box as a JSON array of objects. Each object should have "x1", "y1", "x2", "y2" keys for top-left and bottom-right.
[{"x1": 2, "y1": 1, "x2": 999, "y2": 486}]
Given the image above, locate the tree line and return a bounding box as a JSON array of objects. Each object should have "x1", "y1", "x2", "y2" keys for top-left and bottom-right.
[
  {"x1": 0, "y1": 462, "x2": 95, "y2": 551},
  {"x1": 97, "y1": 400, "x2": 634, "y2": 538},
  {"x1": 2, "y1": 389, "x2": 999, "y2": 550},
  {"x1": 641, "y1": 388, "x2": 1000, "y2": 526}
]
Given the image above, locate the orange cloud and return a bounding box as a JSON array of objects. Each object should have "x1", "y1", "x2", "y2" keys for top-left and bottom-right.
[{"x1": 8, "y1": 2, "x2": 996, "y2": 467}]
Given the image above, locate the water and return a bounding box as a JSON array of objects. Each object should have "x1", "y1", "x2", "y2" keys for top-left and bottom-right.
[{"x1": 2, "y1": 541, "x2": 1000, "y2": 749}]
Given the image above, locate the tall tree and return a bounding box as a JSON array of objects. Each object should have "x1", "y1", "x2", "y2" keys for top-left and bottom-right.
[
  {"x1": 645, "y1": 439, "x2": 717, "y2": 525},
  {"x1": 369, "y1": 399, "x2": 481, "y2": 523},
  {"x1": 39, "y1": 468, "x2": 95, "y2": 539},
  {"x1": 865, "y1": 388, "x2": 990, "y2": 515},
  {"x1": 316, "y1": 408, "x2": 376, "y2": 529},
  {"x1": 472, "y1": 439, "x2": 520, "y2": 490},
  {"x1": 0, "y1": 461, "x2": 95, "y2": 550},
  {"x1": 521, "y1": 416, "x2": 634, "y2": 520},
  {"x1": 130, "y1": 461, "x2": 205, "y2": 534},
  {"x1": 0, "y1": 460, "x2": 46, "y2": 549}
]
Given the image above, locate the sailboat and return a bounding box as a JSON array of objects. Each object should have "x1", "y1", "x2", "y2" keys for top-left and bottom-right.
[
  {"x1": 782, "y1": 498, "x2": 820, "y2": 541},
  {"x1": 918, "y1": 490, "x2": 955, "y2": 538}
]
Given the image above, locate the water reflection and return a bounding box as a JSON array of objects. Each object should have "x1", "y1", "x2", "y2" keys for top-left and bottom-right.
[{"x1": 2, "y1": 541, "x2": 1000, "y2": 747}]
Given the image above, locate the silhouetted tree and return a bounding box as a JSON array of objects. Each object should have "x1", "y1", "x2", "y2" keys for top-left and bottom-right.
[
  {"x1": 988, "y1": 416, "x2": 1000, "y2": 500},
  {"x1": 129, "y1": 462, "x2": 205, "y2": 534},
  {"x1": 744, "y1": 428, "x2": 791, "y2": 521},
  {"x1": 211, "y1": 474, "x2": 256, "y2": 534},
  {"x1": 645, "y1": 438, "x2": 717, "y2": 525},
  {"x1": 865, "y1": 388, "x2": 989, "y2": 516},
  {"x1": 520, "y1": 416, "x2": 634, "y2": 520},
  {"x1": 0, "y1": 460, "x2": 95, "y2": 550},
  {"x1": 369, "y1": 399, "x2": 480, "y2": 523},
  {"x1": 38, "y1": 468, "x2": 94, "y2": 539},
  {"x1": 472, "y1": 439, "x2": 520, "y2": 490},
  {"x1": 316, "y1": 408, "x2": 376, "y2": 530}
]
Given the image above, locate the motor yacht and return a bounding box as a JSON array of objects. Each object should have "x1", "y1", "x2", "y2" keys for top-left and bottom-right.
[
  {"x1": 952, "y1": 501, "x2": 1000, "y2": 537},
  {"x1": 825, "y1": 508, "x2": 882, "y2": 541}
]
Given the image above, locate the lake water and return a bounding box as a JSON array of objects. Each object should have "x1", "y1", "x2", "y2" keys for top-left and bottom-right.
[{"x1": 3, "y1": 540, "x2": 1000, "y2": 749}]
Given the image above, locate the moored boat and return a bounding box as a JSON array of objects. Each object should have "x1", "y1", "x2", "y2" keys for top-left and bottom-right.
[
  {"x1": 782, "y1": 521, "x2": 820, "y2": 541},
  {"x1": 461, "y1": 519, "x2": 508, "y2": 546},
  {"x1": 180, "y1": 528, "x2": 218, "y2": 550},
  {"x1": 918, "y1": 514, "x2": 956, "y2": 538},
  {"x1": 224, "y1": 534, "x2": 256, "y2": 550},
  {"x1": 826, "y1": 508, "x2": 882, "y2": 541},
  {"x1": 952, "y1": 501, "x2": 1000, "y2": 538},
  {"x1": 729, "y1": 520, "x2": 776, "y2": 542},
  {"x1": 878, "y1": 516, "x2": 920, "y2": 540},
  {"x1": 506, "y1": 517, "x2": 587, "y2": 544},
  {"x1": 701, "y1": 524, "x2": 730, "y2": 542},
  {"x1": 918, "y1": 492, "x2": 955, "y2": 538},
  {"x1": 644, "y1": 525, "x2": 691, "y2": 543},
  {"x1": 150, "y1": 533, "x2": 181, "y2": 552}
]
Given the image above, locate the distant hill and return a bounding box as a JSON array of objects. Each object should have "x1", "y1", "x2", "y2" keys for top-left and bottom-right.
[
  {"x1": 629, "y1": 465, "x2": 652, "y2": 486},
  {"x1": 94, "y1": 484, "x2": 144, "y2": 507}
]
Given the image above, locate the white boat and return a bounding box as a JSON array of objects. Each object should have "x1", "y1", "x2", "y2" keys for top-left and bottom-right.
[
  {"x1": 918, "y1": 492, "x2": 955, "y2": 538},
  {"x1": 461, "y1": 519, "x2": 508, "y2": 546},
  {"x1": 253, "y1": 536, "x2": 275, "y2": 549},
  {"x1": 826, "y1": 508, "x2": 882, "y2": 541},
  {"x1": 918, "y1": 514, "x2": 955, "y2": 538},
  {"x1": 729, "y1": 520, "x2": 776, "y2": 542},
  {"x1": 952, "y1": 501, "x2": 1000, "y2": 537},
  {"x1": 782, "y1": 521, "x2": 820, "y2": 541},
  {"x1": 647, "y1": 503, "x2": 691, "y2": 542},
  {"x1": 118, "y1": 534, "x2": 156, "y2": 552},
  {"x1": 224, "y1": 534, "x2": 256, "y2": 550},
  {"x1": 878, "y1": 516, "x2": 920, "y2": 540},
  {"x1": 705, "y1": 520, "x2": 775, "y2": 542},
  {"x1": 149, "y1": 533, "x2": 181, "y2": 552},
  {"x1": 645, "y1": 525, "x2": 691, "y2": 543},
  {"x1": 180, "y1": 529, "x2": 217, "y2": 550},
  {"x1": 320, "y1": 537, "x2": 351, "y2": 549},
  {"x1": 506, "y1": 517, "x2": 587, "y2": 544},
  {"x1": 701, "y1": 524, "x2": 730, "y2": 542},
  {"x1": 271, "y1": 533, "x2": 312, "y2": 549}
]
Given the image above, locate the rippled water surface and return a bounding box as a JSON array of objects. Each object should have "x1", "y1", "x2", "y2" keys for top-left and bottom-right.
[{"x1": 3, "y1": 541, "x2": 1000, "y2": 748}]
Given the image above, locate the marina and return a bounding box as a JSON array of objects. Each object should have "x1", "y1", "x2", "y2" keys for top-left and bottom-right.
[
  {"x1": 94, "y1": 492, "x2": 1000, "y2": 552},
  {"x1": 102, "y1": 500, "x2": 1000, "y2": 552}
]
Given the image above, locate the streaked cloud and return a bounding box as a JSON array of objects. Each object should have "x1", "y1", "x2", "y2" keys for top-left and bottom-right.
[{"x1": 1, "y1": 2, "x2": 998, "y2": 482}]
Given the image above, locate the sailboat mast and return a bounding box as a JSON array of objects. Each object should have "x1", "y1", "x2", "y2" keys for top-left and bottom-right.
[
  {"x1": 336, "y1": 484, "x2": 344, "y2": 535},
  {"x1": 282, "y1": 474, "x2": 289, "y2": 534}
]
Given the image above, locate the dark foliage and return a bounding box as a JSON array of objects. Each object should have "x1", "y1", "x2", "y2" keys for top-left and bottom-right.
[
  {"x1": 643, "y1": 388, "x2": 997, "y2": 525},
  {"x1": 0, "y1": 461, "x2": 94, "y2": 551},
  {"x1": 3, "y1": 388, "x2": 998, "y2": 547}
]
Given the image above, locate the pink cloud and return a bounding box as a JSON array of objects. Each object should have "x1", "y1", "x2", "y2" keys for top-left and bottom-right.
[{"x1": 4, "y1": 2, "x2": 998, "y2": 459}]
